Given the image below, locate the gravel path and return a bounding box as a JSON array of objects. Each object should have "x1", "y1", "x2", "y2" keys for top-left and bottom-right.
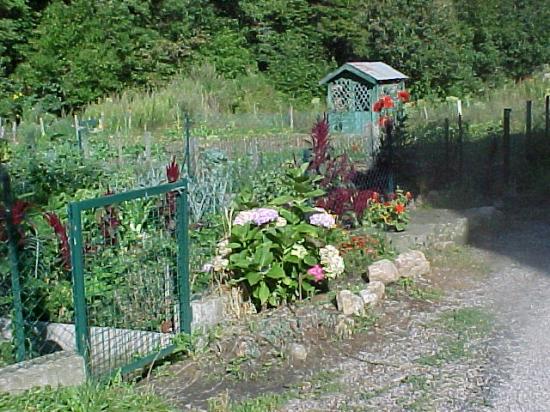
[
  {"x1": 476, "y1": 214, "x2": 550, "y2": 412},
  {"x1": 281, "y1": 210, "x2": 550, "y2": 411}
]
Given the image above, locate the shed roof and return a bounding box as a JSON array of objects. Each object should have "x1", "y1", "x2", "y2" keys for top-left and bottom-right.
[{"x1": 320, "y1": 62, "x2": 408, "y2": 85}]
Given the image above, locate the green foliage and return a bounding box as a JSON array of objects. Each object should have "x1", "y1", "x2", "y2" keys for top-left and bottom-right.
[
  {"x1": 338, "y1": 232, "x2": 394, "y2": 276},
  {"x1": 363, "y1": 189, "x2": 411, "y2": 232},
  {"x1": 226, "y1": 164, "x2": 344, "y2": 308},
  {"x1": 2, "y1": 0, "x2": 548, "y2": 116},
  {"x1": 0, "y1": 381, "x2": 175, "y2": 412}
]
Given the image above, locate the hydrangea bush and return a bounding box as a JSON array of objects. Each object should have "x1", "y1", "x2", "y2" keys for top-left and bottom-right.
[{"x1": 210, "y1": 164, "x2": 345, "y2": 309}]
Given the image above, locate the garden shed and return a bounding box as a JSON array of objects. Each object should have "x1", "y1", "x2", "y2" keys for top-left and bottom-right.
[{"x1": 320, "y1": 62, "x2": 408, "y2": 134}]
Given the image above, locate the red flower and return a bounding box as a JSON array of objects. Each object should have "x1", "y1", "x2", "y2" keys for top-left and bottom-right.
[
  {"x1": 371, "y1": 192, "x2": 380, "y2": 202},
  {"x1": 395, "y1": 204, "x2": 406, "y2": 214},
  {"x1": 166, "y1": 157, "x2": 180, "y2": 183},
  {"x1": 372, "y1": 99, "x2": 383, "y2": 113},
  {"x1": 382, "y1": 95, "x2": 394, "y2": 109},
  {"x1": 44, "y1": 212, "x2": 71, "y2": 270},
  {"x1": 398, "y1": 90, "x2": 411, "y2": 103}
]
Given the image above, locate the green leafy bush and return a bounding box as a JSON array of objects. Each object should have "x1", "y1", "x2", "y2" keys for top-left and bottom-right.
[{"x1": 211, "y1": 164, "x2": 345, "y2": 309}]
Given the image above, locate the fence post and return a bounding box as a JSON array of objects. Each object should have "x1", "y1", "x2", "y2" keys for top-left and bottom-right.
[
  {"x1": 184, "y1": 113, "x2": 193, "y2": 179},
  {"x1": 525, "y1": 100, "x2": 533, "y2": 163},
  {"x1": 545, "y1": 95, "x2": 549, "y2": 139},
  {"x1": 503, "y1": 108, "x2": 512, "y2": 186},
  {"x1": 458, "y1": 114, "x2": 464, "y2": 181},
  {"x1": 386, "y1": 123, "x2": 394, "y2": 193},
  {"x1": 68, "y1": 202, "x2": 91, "y2": 377},
  {"x1": 74, "y1": 114, "x2": 83, "y2": 153},
  {"x1": 176, "y1": 181, "x2": 192, "y2": 334},
  {"x1": 444, "y1": 118, "x2": 450, "y2": 180},
  {"x1": 0, "y1": 165, "x2": 26, "y2": 362}
]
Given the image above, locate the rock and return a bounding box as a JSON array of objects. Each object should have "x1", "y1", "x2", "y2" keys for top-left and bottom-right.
[
  {"x1": 359, "y1": 290, "x2": 379, "y2": 307},
  {"x1": 464, "y1": 206, "x2": 504, "y2": 231},
  {"x1": 335, "y1": 315, "x2": 355, "y2": 339},
  {"x1": 336, "y1": 290, "x2": 364, "y2": 316},
  {"x1": 426, "y1": 190, "x2": 439, "y2": 205},
  {"x1": 232, "y1": 339, "x2": 259, "y2": 359},
  {"x1": 395, "y1": 250, "x2": 431, "y2": 279},
  {"x1": 191, "y1": 295, "x2": 227, "y2": 331},
  {"x1": 433, "y1": 240, "x2": 456, "y2": 250},
  {"x1": 367, "y1": 259, "x2": 400, "y2": 285},
  {"x1": 0, "y1": 318, "x2": 12, "y2": 341},
  {"x1": 366, "y1": 281, "x2": 385, "y2": 300},
  {"x1": 287, "y1": 343, "x2": 308, "y2": 362}
]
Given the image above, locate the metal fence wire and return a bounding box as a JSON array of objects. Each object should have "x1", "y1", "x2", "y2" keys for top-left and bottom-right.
[
  {"x1": 1, "y1": 164, "x2": 76, "y2": 367},
  {"x1": 68, "y1": 181, "x2": 191, "y2": 378}
]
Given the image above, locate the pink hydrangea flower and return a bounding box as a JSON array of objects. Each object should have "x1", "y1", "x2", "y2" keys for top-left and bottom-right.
[{"x1": 307, "y1": 265, "x2": 325, "y2": 282}]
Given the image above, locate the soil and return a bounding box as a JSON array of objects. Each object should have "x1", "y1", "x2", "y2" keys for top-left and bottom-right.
[{"x1": 142, "y1": 198, "x2": 550, "y2": 411}]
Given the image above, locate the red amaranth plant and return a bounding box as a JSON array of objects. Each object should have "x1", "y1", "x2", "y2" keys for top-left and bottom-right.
[
  {"x1": 100, "y1": 190, "x2": 119, "y2": 246},
  {"x1": 0, "y1": 200, "x2": 30, "y2": 243},
  {"x1": 165, "y1": 157, "x2": 180, "y2": 228},
  {"x1": 166, "y1": 156, "x2": 180, "y2": 183},
  {"x1": 44, "y1": 212, "x2": 71, "y2": 270},
  {"x1": 308, "y1": 118, "x2": 330, "y2": 172}
]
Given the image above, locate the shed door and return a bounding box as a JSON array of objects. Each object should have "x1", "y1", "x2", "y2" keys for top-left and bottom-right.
[{"x1": 328, "y1": 79, "x2": 373, "y2": 134}]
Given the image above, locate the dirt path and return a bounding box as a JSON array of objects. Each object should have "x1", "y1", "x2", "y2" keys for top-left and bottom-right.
[{"x1": 148, "y1": 205, "x2": 550, "y2": 411}]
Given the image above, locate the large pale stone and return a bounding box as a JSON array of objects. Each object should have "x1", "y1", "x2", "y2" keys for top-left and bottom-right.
[
  {"x1": 395, "y1": 250, "x2": 431, "y2": 279},
  {"x1": 367, "y1": 259, "x2": 400, "y2": 285},
  {"x1": 0, "y1": 351, "x2": 85, "y2": 394},
  {"x1": 367, "y1": 281, "x2": 385, "y2": 300},
  {"x1": 336, "y1": 290, "x2": 364, "y2": 316},
  {"x1": 287, "y1": 343, "x2": 308, "y2": 362},
  {"x1": 359, "y1": 290, "x2": 379, "y2": 307}
]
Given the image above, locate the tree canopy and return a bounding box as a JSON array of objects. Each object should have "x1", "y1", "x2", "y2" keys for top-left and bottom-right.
[{"x1": 1, "y1": 0, "x2": 548, "y2": 116}]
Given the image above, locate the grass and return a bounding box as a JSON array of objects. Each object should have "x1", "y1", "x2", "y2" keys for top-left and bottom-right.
[
  {"x1": 0, "y1": 381, "x2": 175, "y2": 412},
  {"x1": 386, "y1": 278, "x2": 444, "y2": 302},
  {"x1": 416, "y1": 307, "x2": 493, "y2": 367},
  {"x1": 207, "y1": 391, "x2": 291, "y2": 412}
]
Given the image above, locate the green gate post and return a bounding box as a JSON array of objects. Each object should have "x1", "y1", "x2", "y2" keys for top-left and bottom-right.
[
  {"x1": 0, "y1": 166, "x2": 26, "y2": 362},
  {"x1": 176, "y1": 181, "x2": 192, "y2": 334},
  {"x1": 68, "y1": 202, "x2": 91, "y2": 377}
]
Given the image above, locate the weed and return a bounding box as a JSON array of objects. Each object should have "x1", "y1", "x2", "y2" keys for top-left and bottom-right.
[
  {"x1": 0, "y1": 381, "x2": 174, "y2": 412},
  {"x1": 207, "y1": 390, "x2": 291, "y2": 412},
  {"x1": 417, "y1": 307, "x2": 493, "y2": 367}
]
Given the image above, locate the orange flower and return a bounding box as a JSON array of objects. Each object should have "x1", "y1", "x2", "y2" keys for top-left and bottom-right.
[
  {"x1": 382, "y1": 95, "x2": 394, "y2": 109},
  {"x1": 398, "y1": 90, "x2": 410, "y2": 103},
  {"x1": 395, "y1": 203, "x2": 406, "y2": 214}
]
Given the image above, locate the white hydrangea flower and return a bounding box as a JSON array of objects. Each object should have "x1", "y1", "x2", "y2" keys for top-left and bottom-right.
[
  {"x1": 320, "y1": 245, "x2": 345, "y2": 278},
  {"x1": 275, "y1": 217, "x2": 287, "y2": 227},
  {"x1": 212, "y1": 255, "x2": 229, "y2": 272},
  {"x1": 216, "y1": 239, "x2": 231, "y2": 257},
  {"x1": 290, "y1": 244, "x2": 307, "y2": 259}
]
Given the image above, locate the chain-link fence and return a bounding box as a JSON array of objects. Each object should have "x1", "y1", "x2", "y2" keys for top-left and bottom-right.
[
  {"x1": 1, "y1": 164, "x2": 191, "y2": 379},
  {"x1": 68, "y1": 180, "x2": 191, "y2": 378}
]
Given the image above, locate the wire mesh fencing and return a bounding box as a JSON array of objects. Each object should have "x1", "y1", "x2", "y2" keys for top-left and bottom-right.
[
  {"x1": 68, "y1": 180, "x2": 191, "y2": 378},
  {"x1": 1, "y1": 164, "x2": 77, "y2": 367}
]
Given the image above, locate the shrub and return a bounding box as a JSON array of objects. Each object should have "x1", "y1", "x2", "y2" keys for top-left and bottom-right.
[{"x1": 211, "y1": 164, "x2": 345, "y2": 309}]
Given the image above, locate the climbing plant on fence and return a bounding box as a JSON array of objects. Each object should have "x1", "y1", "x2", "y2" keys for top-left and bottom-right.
[{"x1": 68, "y1": 179, "x2": 192, "y2": 378}]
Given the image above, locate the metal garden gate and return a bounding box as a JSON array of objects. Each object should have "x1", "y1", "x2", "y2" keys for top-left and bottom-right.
[{"x1": 68, "y1": 180, "x2": 191, "y2": 378}]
